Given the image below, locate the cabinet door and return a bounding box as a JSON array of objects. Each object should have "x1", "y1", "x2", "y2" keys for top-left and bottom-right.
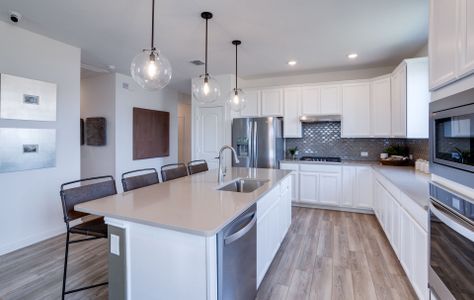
[
  {"x1": 411, "y1": 220, "x2": 429, "y2": 299},
  {"x1": 320, "y1": 85, "x2": 342, "y2": 115},
  {"x1": 341, "y1": 82, "x2": 371, "y2": 137},
  {"x1": 355, "y1": 167, "x2": 373, "y2": 209},
  {"x1": 240, "y1": 89, "x2": 260, "y2": 117},
  {"x1": 301, "y1": 86, "x2": 320, "y2": 115},
  {"x1": 458, "y1": 0, "x2": 474, "y2": 78},
  {"x1": 342, "y1": 166, "x2": 356, "y2": 207},
  {"x1": 400, "y1": 208, "x2": 413, "y2": 275},
  {"x1": 370, "y1": 76, "x2": 391, "y2": 137},
  {"x1": 261, "y1": 88, "x2": 283, "y2": 116},
  {"x1": 283, "y1": 87, "x2": 302, "y2": 138},
  {"x1": 391, "y1": 64, "x2": 407, "y2": 137},
  {"x1": 318, "y1": 173, "x2": 341, "y2": 206},
  {"x1": 289, "y1": 172, "x2": 299, "y2": 202},
  {"x1": 429, "y1": 0, "x2": 459, "y2": 90},
  {"x1": 299, "y1": 172, "x2": 318, "y2": 203},
  {"x1": 390, "y1": 196, "x2": 401, "y2": 256}
]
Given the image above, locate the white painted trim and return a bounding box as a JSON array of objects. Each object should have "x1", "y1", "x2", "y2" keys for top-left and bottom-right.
[{"x1": 0, "y1": 225, "x2": 65, "y2": 256}]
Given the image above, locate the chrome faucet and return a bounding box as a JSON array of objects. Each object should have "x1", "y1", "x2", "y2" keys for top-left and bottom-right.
[{"x1": 217, "y1": 145, "x2": 240, "y2": 184}]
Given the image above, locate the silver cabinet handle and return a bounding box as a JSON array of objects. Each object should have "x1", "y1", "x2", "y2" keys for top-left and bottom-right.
[
  {"x1": 431, "y1": 202, "x2": 474, "y2": 242},
  {"x1": 224, "y1": 213, "x2": 257, "y2": 245}
]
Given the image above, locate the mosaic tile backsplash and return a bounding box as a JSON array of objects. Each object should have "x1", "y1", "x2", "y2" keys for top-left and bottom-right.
[{"x1": 285, "y1": 122, "x2": 429, "y2": 161}]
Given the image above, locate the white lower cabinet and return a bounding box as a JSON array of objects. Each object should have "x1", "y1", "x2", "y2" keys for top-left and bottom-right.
[
  {"x1": 298, "y1": 164, "x2": 342, "y2": 206},
  {"x1": 340, "y1": 165, "x2": 373, "y2": 209},
  {"x1": 374, "y1": 178, "x2": 429, "y2": 300},
  {"x1": 256, "y1": 176, "x2": 292, "y2": 288}
]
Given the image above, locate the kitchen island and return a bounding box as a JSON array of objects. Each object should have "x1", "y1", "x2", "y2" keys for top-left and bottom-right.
[{"x1": 75, "y1": 167, "x2": 292, "y2": 300}]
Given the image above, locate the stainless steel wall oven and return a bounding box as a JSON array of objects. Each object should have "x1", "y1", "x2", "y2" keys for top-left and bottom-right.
[
  {"x1": 429, "y1": 183, "x2": 474, "y2": 300},
  {"x1": 429, "y1": 88, "x2": 474, "y2": 189}
]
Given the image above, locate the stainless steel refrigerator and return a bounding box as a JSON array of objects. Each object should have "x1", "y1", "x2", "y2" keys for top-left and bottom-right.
[{"x1": 232, "y1": 117, "x2": 284, "y2": 168}]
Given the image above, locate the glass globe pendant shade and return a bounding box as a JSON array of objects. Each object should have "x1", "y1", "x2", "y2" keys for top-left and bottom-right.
[
  {"x1": 228, "y1": 88, "x2": 246, "y2": 112},
  {"x1": 130, "y1": 49, "x2": 172, "y2": 90},
  {"x1": 192, "y1": 74, "x2": 221, "y2": 104}
]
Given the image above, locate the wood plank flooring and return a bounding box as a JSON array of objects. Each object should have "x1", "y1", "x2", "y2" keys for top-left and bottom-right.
[
  {"x1": 256, "y1": 207, "x2": 417, "y2": 300},
  {"x1": 0, "y1": 207, "x2": 416, "y2": 300}
]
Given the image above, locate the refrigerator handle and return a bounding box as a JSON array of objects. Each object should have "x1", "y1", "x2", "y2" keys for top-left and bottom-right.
[{"x1": 253, "y1": 121, "x2": 258, "y2": 168}]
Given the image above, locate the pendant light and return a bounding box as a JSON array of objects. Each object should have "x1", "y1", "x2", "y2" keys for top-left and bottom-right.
[
  {"x1": 192, "y1": 12, "x2": 221, "y2": 103},
  {"x1": 130, "y1": 0, "x2": 172, "y2": 90},
  {"x1": 228, "y1": 40, "x2": 246, "y2": 112}
]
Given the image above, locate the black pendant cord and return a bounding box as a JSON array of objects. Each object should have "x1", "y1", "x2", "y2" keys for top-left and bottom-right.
[
  {"x1": 235, "y1": 43, "x2": 238, "y2": 90},
  {"x1": 151, "y1": 0, "x2": 155, "y2": 50},
  {"x1": 205, "y1": 18, "x2": 208, "y2": 76},
  {"x1": 232, "y1": 40, "x2": 242, "y2": 92}
]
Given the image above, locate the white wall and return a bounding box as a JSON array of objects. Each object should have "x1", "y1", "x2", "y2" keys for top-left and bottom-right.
[
  {"x1": 114, "y1": 73, "x2": 179, "y2": 191},
  {"x1": 0, "y1": 21, "x2": 81, "y2": 255},
  {"x1": 80, "y1": 73, "x2": 116, "y2": 178},
  {"x1": 177, "y1": 93, "x2": 191, "y2": 164},
  {"x1": 241, "y1": 66, "x2": 395, "y2": 88}
]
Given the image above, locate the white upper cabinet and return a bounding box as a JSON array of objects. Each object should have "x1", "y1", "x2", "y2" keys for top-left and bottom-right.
[
  {"x1": 391, "y1": 63, "x2": 407, "y2": 137},
  {"x1": 320, "y1": 85, "x2": 342, "y2": 115},
  {"x1": 261, "y1": 88, "x2": 283, "y2": 116},
  {"x1": 429, "y1": 0, "x2": 459, "y2": 90},
  {"x1": 370, "y1": 75, "x2": 392, "y2": 137},
  {"x1": 283, "y1": 87, "x2": 302, "y2": 138},
  {"x1": 341, "y1": 82, "x2": 371, "y2": 137},
  {"x1": 458, "y1": 0, "x2": 474, "y2": 78},
  {"x1": 240, "y1": 89, "x2": 260, "y2": 117},
  {"x1": 300, "y1": 86, "x2": 320, "y2": 115},
  {"x1": 429, "y1": 0, "x2": 474, "y2": 90}
]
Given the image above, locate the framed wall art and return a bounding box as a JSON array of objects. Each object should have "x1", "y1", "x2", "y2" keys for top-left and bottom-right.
[
  {"x1": 0, "y1": 73, "x2": 57, "y2": 121},
  {"x1": 133, "y1": 107, "x2": 169, "y2": 160},
  {"x1": 0, "y1": 128, "x2": 56, "y2": 173}
]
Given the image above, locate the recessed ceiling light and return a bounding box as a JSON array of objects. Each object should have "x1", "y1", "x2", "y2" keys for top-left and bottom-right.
[
  {"x1": 347, "y1": 53, "x2": 358, "y2": 59},
  {"x1": 288, "y1": 60, "x2": 297, "y2": 66}
]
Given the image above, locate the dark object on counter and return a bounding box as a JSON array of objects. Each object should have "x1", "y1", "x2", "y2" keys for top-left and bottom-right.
[
  {"x1": 59, "y1": 175, "x2": 117, "y2": 299},
  {"x1": 379, "y1": 159, "x2": 412, "y2": 166},
  {"x1": 161, "y1": 163, "x2": 188, "y2": 182},
  {"x1": 85, "y1": 117, "x2": 106, "y2": 146},
  {"x1": 121, "y1": 168, "x2": 159, "y2": 192},
  {"x1": 300, "y1": 156, "x2": 342, "y2": 162},
  {"x1": 187, "y1": 160, "x2": 209, "y2": 175}
]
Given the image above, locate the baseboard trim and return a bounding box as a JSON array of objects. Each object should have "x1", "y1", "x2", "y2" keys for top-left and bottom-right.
[
  {"x1": 0, "y1": 226, "x2": 65, "y2": 256},
  {"x1": 292, "y1": 202, "x2": 374, "y2": 214}
]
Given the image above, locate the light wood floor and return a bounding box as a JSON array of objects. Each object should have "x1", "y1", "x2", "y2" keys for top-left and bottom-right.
[{"x1": 0, "y1": 207, "x2": 416, "y2": 300}]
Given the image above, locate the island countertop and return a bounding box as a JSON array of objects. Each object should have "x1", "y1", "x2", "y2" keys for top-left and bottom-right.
[{"x1": 75, "y1": 167, "x2": 291, "y2": 236}]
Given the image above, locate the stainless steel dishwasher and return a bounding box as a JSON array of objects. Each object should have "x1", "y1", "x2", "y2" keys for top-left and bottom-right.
[{"x1": 217, "y1": 203, "x2": 257, "y2": 300}]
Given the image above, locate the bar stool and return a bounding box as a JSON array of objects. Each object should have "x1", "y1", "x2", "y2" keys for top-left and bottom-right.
[
  {"x1": 121, "y1": 168, "x2": 159, "y2": 192},
  {"x1": 187, "y1": 160, "x2": 209, "y2": 175},
  {"x1": 161, "y1": 163, "x2": 188, "y2": 182},
  {"x1": 59, "y1": 175, "x2": 117, "y2": 299}
]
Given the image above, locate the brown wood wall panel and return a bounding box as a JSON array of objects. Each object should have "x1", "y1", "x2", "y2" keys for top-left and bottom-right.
[{"x1": 133, "y1": 107, "x2": 170, "y2": 160}]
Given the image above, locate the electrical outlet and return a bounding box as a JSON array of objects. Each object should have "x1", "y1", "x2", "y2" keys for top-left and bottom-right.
[
  {"x1": 361, "y1": 151, "x2": 368, "y2": 157},
  {"x1": 110, "y1": 234, "x2": 120, "y2": 256}
]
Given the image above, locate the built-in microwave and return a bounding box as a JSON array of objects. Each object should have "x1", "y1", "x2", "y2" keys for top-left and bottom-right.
[{"x1": 430, "y1": 88, "x2": 474, "y2": 189}]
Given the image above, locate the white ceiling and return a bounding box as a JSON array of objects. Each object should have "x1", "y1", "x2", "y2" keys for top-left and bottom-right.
[{"x1": 0, "y1": 0, "x2": 428, "y2": 93}]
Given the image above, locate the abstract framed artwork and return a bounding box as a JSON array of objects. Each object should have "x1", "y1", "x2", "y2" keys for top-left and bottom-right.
[
  {"x1": 0, "y1": 128, "x2": 56, "y2": 173},
  {"x1": 0, "y1": 73, "x2": 57, "y2": 121},
  {"x1": 85, "y1": 117, "x2": 106, "y2": 146},
  {"x1": 133, "y1": 107, "x2": 169, "y2": 160}
]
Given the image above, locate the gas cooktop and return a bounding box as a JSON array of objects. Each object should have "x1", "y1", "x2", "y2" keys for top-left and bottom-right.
[{"x1": 299, "y1": 156, "x2": 342, "y2": 163}]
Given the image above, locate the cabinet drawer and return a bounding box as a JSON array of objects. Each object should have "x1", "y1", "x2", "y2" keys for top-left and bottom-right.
[
  {"x1": 280, "y1": 163, "x2": 299, "y2": 171},
  {"x1": 257, "y1": 187, "x2": 280, "y2": 219},
  {"x1": 300, "y1": 164, "x2": 342, "y2": 173}
]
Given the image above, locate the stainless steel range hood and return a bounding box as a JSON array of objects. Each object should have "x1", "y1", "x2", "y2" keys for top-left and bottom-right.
[{"x1": 300, "y1": 115, "x2": 341, "y2": 122}]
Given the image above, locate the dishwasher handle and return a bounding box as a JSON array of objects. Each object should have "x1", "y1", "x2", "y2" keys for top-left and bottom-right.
[{"x1": 224, "y1": 212, "x2": 257, "y2": 245}]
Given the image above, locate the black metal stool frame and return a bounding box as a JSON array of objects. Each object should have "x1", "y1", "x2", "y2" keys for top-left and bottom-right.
[{"x1": 60, "y1": 175, "x2": 117, "y2": 299}]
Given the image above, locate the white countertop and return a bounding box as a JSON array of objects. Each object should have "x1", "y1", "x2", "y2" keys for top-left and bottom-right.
[
  {"x1": 280, "y1": 159, "x2": 430, "y2": 210},
  {"x1": 75, "y1": 167, "x2": 291, "y2": 236},
  {"x1": 371, "y1": 165, "x2": 430, "y2": 210}
]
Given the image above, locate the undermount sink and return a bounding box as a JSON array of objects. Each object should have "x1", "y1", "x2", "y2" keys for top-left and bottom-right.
[{"x1": 218, "y1": 178, "x2": 269, "y2": 193}]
